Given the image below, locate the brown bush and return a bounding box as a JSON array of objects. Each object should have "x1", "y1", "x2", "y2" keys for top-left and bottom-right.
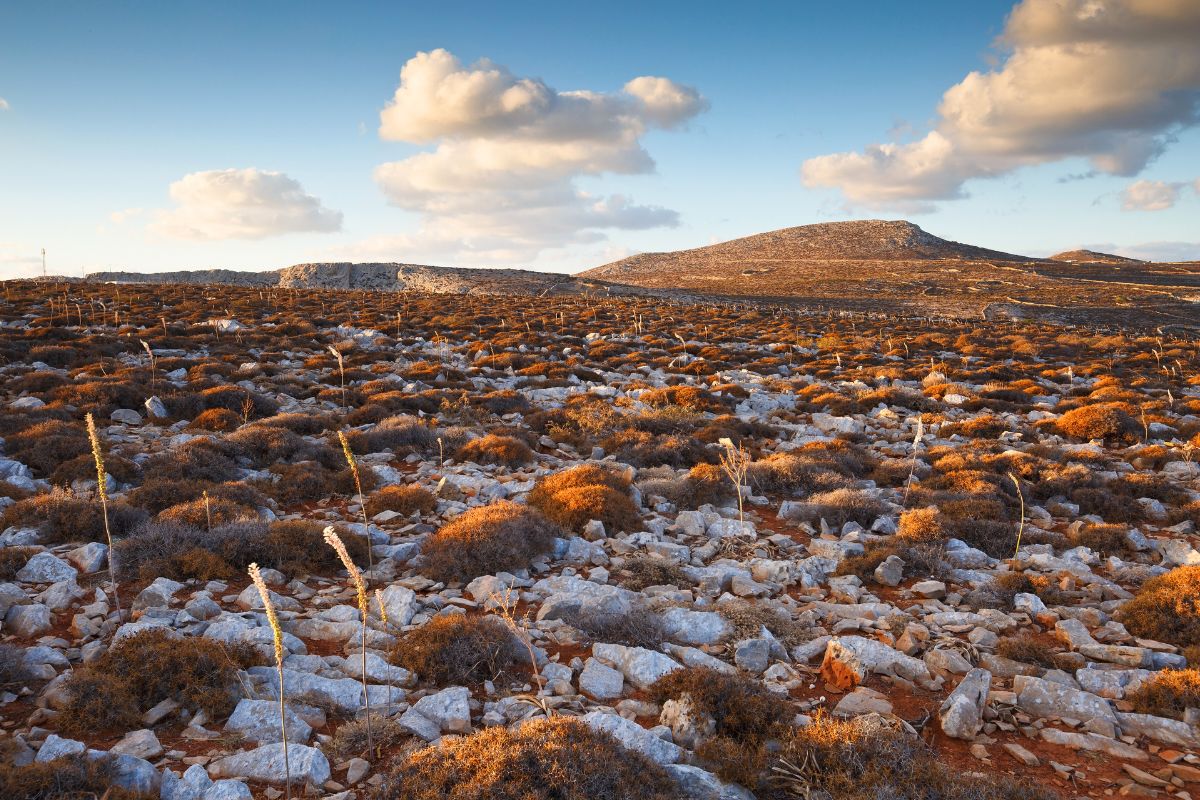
[
  {"x1": 995, "y1": 633, "x2": 1059, "y2": 669},
  {"x1": 420, "y1": 501, "x2": 561, "y2": 583},
  {"x1": 157, "y1": 497, "x2": 257, "y2": 527},
  {"x1": 617, "y1": 553, "x2": 691, "y2": 592},
  {"x1": 566, "y1": 604, "x2": 665, "y2": 649},
  {"x1": 650, "y1": 666, "x2": 790, "y2": 745},
  {"x1": 58, "y1": 629, "x2": 260, "y2": 735},
  {"x1": 367, "y1": 716, "x2": 682, "y2": 800},
  {"x1": 4, "y1": 420, "x2": 89, "y2": 478},
  {"x1": 1068, "y1": 523, "x2": 1130, "y2": 555},
  {"x1": 455, "y1": 434, "x2": 534, "y2": 467},
  {"x1": 143, "y1": 438, "x2": 241, "y2": 482},
  {"x1": 837, "y1": 540, "x2": 945, "y2": 583},
  {"x1": 0, "y1": 754, "x2": 156, "y2": 800},
  {"x1": 896, "y1": 507, "x2": 946, "y2": 542},
  {"x1": 1126, "y1": 669, "x2": 1200, "y2": 720},
  {"x1": 390, "y1": 614, "x2": 520, "y2": 685},
  {"x1": 0, "y1": 547, "x2": 37, "y2": 580},
  {"x1": 327, "y1": 712, "x2": 412, "y2": 761},
  {"x1": 601, "y1": 430, "x2": 713, "y2": 469},
  {"x1": 639, "y1": 462, "x2": 735, "y2": 509},
  {"x1": 527, "y1": 465, "x2": 640, "y2": 534},
  {"x1": 1056, "y1": 402, "x2": 1140, "y2": 443},
  {"x1": 365, "y1": 484, "x2": 437, "y2": 518},
  {"x1": 127, "y1": 478, "x2": 265, "y2": 515},
  {"x1": 114, "y1": 519, "x2": 371, "y2": 581},
  {"x1": 0, "y1": 643, "x2": 30, "y2": 686},
  {"x1": 768, "y1": 713, "x2": 1056, "y2": 800},
  {"x1": 1118, "y1": 566, "x2": 1200, "y2": 648},
  {"x1": 1, "y1": 490, "x2": 147, "y2": 544},
  {"x1": 796, "y1": 488, "x2": 887, "y2": 530},
  {"x1": 747, "y1": 452, "x2": 851, "y2": 494},
  {"x1": 187, "y1": 407, "x2": 243, "y2": 431}
]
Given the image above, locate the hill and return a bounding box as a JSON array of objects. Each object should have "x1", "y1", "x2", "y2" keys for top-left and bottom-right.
[
  {"x1": 585, "y1": 220, "x2": 1030, "y2": 286},
  {"x1": 86, "y1": 262, "x2": 647, "y2": 298},
  {"x1": 1049, "y1": 249, "x2": 1143, "y2": 265}
]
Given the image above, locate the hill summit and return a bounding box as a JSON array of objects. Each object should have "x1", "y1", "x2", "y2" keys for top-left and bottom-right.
[
  {"x1": 582, "y1": 219, "x2": 1031, "y2": 285},
  {"x1": 1049, "y1": 249, "x2": 1143, "y2": 265}
]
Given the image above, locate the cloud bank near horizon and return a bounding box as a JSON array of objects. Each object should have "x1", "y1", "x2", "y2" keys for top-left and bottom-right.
[{"x1": 801, "y1": 0, "x2": 1200, "y2": 211}]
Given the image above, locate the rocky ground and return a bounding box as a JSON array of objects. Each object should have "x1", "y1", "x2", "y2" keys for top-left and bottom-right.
[{"x1": 1, "y1": 279, "x2": 1199, "y2": 799}]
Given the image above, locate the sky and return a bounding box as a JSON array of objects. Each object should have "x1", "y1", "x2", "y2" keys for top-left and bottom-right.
[{"x1": 1, "y1": 0, "x2": 1198, "y2": 279}]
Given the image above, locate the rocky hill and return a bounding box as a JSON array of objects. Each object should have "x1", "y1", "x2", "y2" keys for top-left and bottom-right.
[
  {"x1": 1049, "y1": 249, "x2": 1144, "y2": 265},
  {"x1": 88, "y1": 262, "x2": 636, "y2": 297},
  {"x1": 583, "y1": 220, "x2": 1032, "y2": 286}
]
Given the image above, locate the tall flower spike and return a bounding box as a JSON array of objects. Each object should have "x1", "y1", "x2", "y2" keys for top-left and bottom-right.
[
  {"x1": 249, "y1": 562, "x2": 291, "y2": 799},
  {"x1": 86, "y1": 413, "x2": 120, "y2": 616},
  {"x1": 322, "y1": 526, "x2": 372, "y2": 749},
  {"x1": 338, "y1": 430, "x2": 373, "y2": 569}
]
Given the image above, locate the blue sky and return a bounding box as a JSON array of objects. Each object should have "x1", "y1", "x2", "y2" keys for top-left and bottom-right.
[{"x1": 1, "y1": 0, "x2": 1197, "y2": 278}]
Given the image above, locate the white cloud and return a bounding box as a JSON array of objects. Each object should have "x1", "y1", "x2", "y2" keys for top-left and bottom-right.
[
  {"x1": 1108, "y1": 240, "x2": 1200, "y2": 262},
  {"x1": 0, "y1": 97, "x2": 9, "y2": 111},
  {"x1": 803, "y1": 0, "x2": 1200, "y2": 208},
  {"x1": 150, "y1": 168, "x2": 342, "y2": 241},
  {"x1": 1120, "y1": 179, "x2": 1185, "y2": 210},
  {"x1": 109, "y1": 207, "x2": 144, "y2": 224},
  {"x1": 0, "y1": 243, "x2": 44, "y2": 279},
  {"x1": 370, "y1": 49, "x2": 706, "y2": 263}
]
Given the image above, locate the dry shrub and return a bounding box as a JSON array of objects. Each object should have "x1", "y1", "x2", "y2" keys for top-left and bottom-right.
[
  {"x1": 327, "y1": 712, "x2": 411, "y2": 761},
  {"x1": 1068, "y1": 523, "x2": 1130, "y2": 555},
  {"x1": 157, "y1": 497, "x2": 257, "y2": 527},
  {"x1": 226, "y1": 424, "x2": 335, "y2": 468},
  {"x1": 939, "y1": 415, "x2": 1008, "y2": 439},
  {"x1": 455, "y1": 434, "x2": 534, "y2": 467},
  {"x1": 127, "y1": 477, "x2": 264, "y2": 515},
  {"x1": 566, "y1": 604, "x2": 665, "y2": 649},
  {"x1": 367, "y1": 716, "x2": 682, "y2": 800},
  {"x1": 527, "y1": 465, "x2": 640, "y2": 534},
  {"x1": 1, "y1": 490, "x2": 147, "y2": 544},
  {"x1": 255, "y1": 462, "x2": 336, "y2": 505},
  {"x1": 640, "y1": 385, "x2": 725, "y2": 412},
  {"x1": 114, "y1": 519, "x2": 370, "y2": 581},
  {"x1": 650, "y1": 666, "x2": 790, "y2": 746},
  {"x1": 837, "y1": 540, "x2": 945, "y2": 583},
  {"x1": 0, "y1": 547, "x2": 37, "y2": 580},
  {"x1": 1055, "y1": 402, "x2": 1140, "y2": 443},
  {"x1": 747, "y1": 452, "x2": 851, "y2": 495},
  {"x1": 0, "y1": 754, "x2": 156, "y2": 800},
  {"x1": 187, "y1": 407, "x2": 243, "y2": 432},
  {"x1": 601, "y1": 430, "x2": 712, "y2": 469},
  {"x1": 796, "y1": 488, "x2": 886, "y2": 530},
  {"x1": 716, "y1": 598, "x2": 810, "y2": 647},
  {"x1": 59, "y1": 629, "x2": 260, "y2": 735},
  {"x1": 617, "y1": 553, "x2": 691, "y2": 591},
  {"x1": 995, "y1": 633, "x2": 1059, "y2": 669},
  {"x1": 896, "y1": 507, "x2": 946, "y2": 543},
  {"x1": 983, "y1": 572, "x2": 1064, "y2": 609},
  {"x1": 389, "y1": 614, "x2": 520, "y2": 685},
  {"x1": 4, "y1": 420, "x2": 89, "y2": 477},
  {"x1": 366, "y1": 484, "x2": 437, "y2": 518},
  {"x1": 1127, "y1": 669, "x2": 1200, "y2": 720},
  {"x1": 420, "y1": 501, "x2": 561, "y2": 583},
  {"x1": 639, "y1": 462, "x2": 734, "y2": 509},
  {"x1": 143, "y1": 438, "x2": 241, "y2": 482},
  {"x1": 1118, "y1": 566, "x2": 1200, "y2": 648},
  {"x1": 0, "y1": 643, "x2": 30, "y2": 686},
  {"x1": 769, "y1": 714, "x2": 1055, "y2": 800}
]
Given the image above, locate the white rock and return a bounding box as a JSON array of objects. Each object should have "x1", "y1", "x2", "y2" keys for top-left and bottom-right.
[
  {"x1": 208, "y1": 742, "x2": 330, "y2": 787},
  {"x1": 582, "y1": 711, "x2": 682, "y2": 765}
]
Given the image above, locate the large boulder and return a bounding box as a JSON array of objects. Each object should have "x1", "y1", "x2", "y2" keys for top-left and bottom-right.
[
  {"x1": 820, "y1": 636, "x2": 931, "y2": 689},
  {"x1": 208, "y1": 742, "x2": 330, "y2": 787},
  {"x1": 582, "y1": 711, "x2": 683, "y2": 765},
  {"x1": 939, "y1": 668, "x2": 991, "y2": 740}
]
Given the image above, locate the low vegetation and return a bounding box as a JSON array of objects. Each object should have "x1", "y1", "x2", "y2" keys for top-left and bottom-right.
[
  {"x1": 367, "y1": 716, "x2": 682, "y2": 800},
  {"x1": 420, "y1": 501, "x2": 562, "y2": 583},
  {"x1": 390, "y1": 614, "x2": 520, "y2": 685}
]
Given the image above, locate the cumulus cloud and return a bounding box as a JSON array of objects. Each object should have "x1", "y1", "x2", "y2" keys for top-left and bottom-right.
[
  {"x1": 803, "y1": 0, "x2": 1200, "y2": 209},
  {"x1": 1109, "y1": 240, "x2": 1200, "y2": 262},
  {"x1": 150, "y1": 168, "x2": 342, "y2": 240},
  {"x1": 1120, "y1": 179, "x2": 1186, "y2": 210},
  {"x1": 371, "y1": 49, "x2": 706, "y2": 263}
]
